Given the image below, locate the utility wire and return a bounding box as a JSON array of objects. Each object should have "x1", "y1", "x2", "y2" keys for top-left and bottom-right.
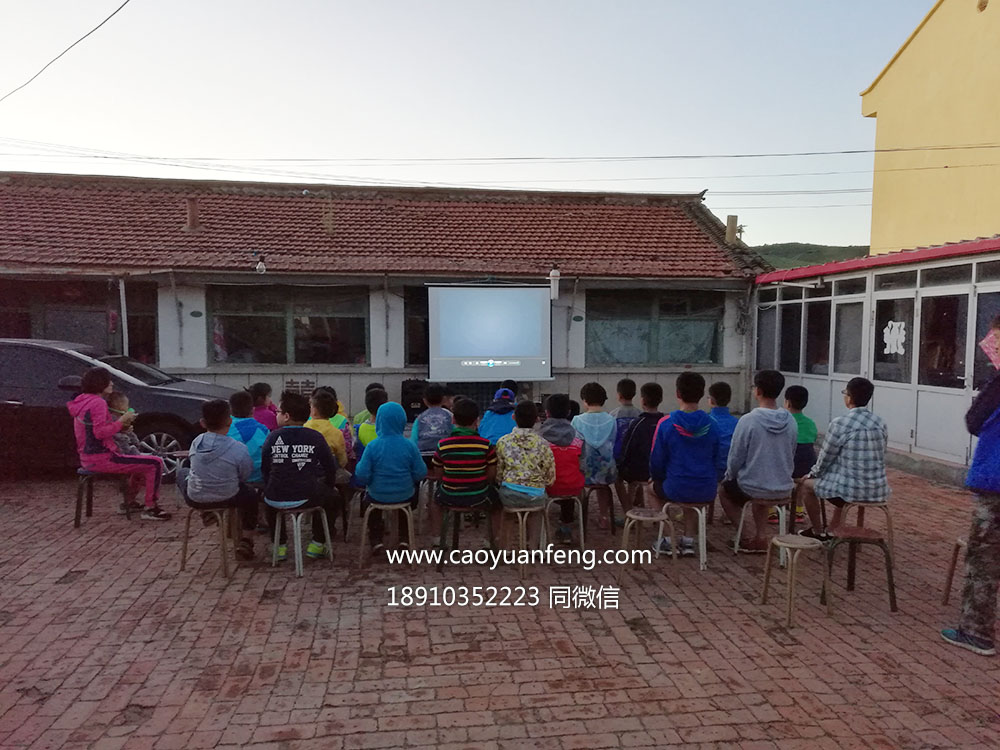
[{"x1": 0, "y1": 0, "x2": 133, "y2": 105}]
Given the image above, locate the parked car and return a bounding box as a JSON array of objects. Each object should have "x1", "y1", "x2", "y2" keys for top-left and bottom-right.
[{"x1": 0, "y1": 339, "x2": 234, "y2": 480}]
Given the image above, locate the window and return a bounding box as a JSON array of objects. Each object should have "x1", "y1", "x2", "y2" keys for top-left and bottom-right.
[
  {"x1": 779, "y1": 304, "x2": 802, "y2": 372},
  {"x1": 208, "y1": 286, "x2": 369, "y2": 364},
  {"x1": 756, "y1": 306, "x2": 777, "y2": 370},
  {"x1": 806, "y1": 284, "x2": 831, "y2": 298},
  {"x1": 124, "y1": 283, "x2": 158, "y2": 364},
  {"x1": 585, "y1": 290, "x2": 724, "y2": 365},
  {"x1": 921, "y1": 265, "x2": 972, "y2": 287},
  {"x1": 975, "y1": 292, "x2": 1000, "y2": 389},
  {"x1": 919, "y1": 295, "x2": 967, "y2": 388},
  {"x1": 977, "y1": 260, "x2": 1000, "y2": 282},
  {"x1": 758, "y1": 288, "x2": 777, "y2": 303},
  {"x1": 405, "y1": 287, "x2": 429, "y2": 366},
  {"x1": 875, "y1": 271, "x2": 917, "y2": 291},
  {"x1": 780, "y1": 287, "x2": 803, "y2": 300},
  {"x1": 805, "y1": 301, "x2": 831, "y2": 375},
  {"x1": 834, "y1": 277, "x2": 867, "y2": 295},
  {"x1": 833, "y1": 302, "x2": 863, "y2": 374},
  {"x1": 873, "y1": 298, "x2": 914, "y2": 383}
]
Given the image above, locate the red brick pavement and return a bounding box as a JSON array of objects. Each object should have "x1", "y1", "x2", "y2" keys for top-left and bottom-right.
[{"x1": 0, "y1": 469, "x2": 998, "y2": 749}]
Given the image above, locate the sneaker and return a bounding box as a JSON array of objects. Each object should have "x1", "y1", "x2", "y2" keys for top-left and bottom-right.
[
  {"x1": 555, "y1": 525, "x2": 574, "y2": 546},
  {"x1": 275, "y1": 544, "x2": 288, "y2": 562},
  {"x1": 652, "y1": 538, "x2": 674, "y2": 555},
  {"x1": 941, "y1": 628, "x2": 996, "y2": 656},
  {"x1": 117, "y1": 500, "x2": 142, "y2": 515},
  {"x1": 798, "y1": 527, "x2": 831, "y2": 542},
  {"x1": 306, "y1": 541, "x2": 327, "y2": 559},
  {"x1": 738, "y1": 538, "x2": 769, "y2": 554},
  {"x1": 679, "y1": 537, "x2": 696, "y2": 557},
  {"x1": 141, "y1": 506, "x2": 171, "y2": 521},
  {"x1": 767, "y1": 510, "x2": 779, "y2": 525}
]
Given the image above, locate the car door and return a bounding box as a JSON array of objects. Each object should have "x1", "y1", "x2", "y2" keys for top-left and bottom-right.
[
  {"x1": 0, "y1": 348, "x2": 28, "y2": 474},
  {"x1": 0, "y1": 345, "x2": 90, "y2": 470}
]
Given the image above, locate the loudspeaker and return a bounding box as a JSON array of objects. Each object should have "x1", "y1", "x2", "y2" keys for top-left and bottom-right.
[{"x1": 400, "y1": 379, "x2": 428, "y2": 422}]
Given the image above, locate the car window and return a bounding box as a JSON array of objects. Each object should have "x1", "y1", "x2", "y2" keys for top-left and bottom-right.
[
  {"x1": 98, "y1": 356, "x2": 178, "y2": 386},
  {"x1": 0, "y1": 347, "x2": 90, "y2": 390}
]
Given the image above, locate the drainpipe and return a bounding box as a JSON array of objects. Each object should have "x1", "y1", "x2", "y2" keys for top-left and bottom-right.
[
  {"x1": 566, "y1": 276, "x2": 579, "y2": 367},
  {"x1": 118, "y1": 277, "x2": 129, "y2": 357},
  {"x1": 383, "y1": 274, "x2": 390, "y2": 363}
]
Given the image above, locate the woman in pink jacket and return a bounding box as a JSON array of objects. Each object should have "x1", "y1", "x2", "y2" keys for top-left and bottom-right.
[{"x1": 67, "y1": 368, "x2": 170, "y2": 520}]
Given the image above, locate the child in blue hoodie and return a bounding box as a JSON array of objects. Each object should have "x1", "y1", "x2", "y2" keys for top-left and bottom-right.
[
  {"x1": 649, "y1": 373, "x2": 723, "y2": 557},
  {"x1": 572, "y1": 382, "x2": 618, "y2": 529},
  {"x1": 479, "y1": 387, "x2": 517, "y2": 444},
  {"x1": 228, "y1": 390, "x2": 270, "y2": 484},
  {"x1": 708, "y1": 382, "x2": 739, "y2": 476},
  {"x1": 354, "y1": 401, "x2": 428, "y2": 553}
]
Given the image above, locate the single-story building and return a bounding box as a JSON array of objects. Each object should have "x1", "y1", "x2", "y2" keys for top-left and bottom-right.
[
  {"x1": 0, "y1": 171, "x2": 766, "y2": 414},
  {"x1": 755, "y1": 234, "x2": 1000, "y2": 471}
]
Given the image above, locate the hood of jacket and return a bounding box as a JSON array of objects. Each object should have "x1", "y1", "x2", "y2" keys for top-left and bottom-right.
[
  {"x1": 67, "y1": 392, "x2": 104, "y2": 420},
  {"x1": 538, "y1": 418, "x2": 578, "y2": 447},
  {"x1": 574, "y1": 411, "x2": 616, "y2": 447},
  {"x1": 375, "y1": 401, "x2": 407, "y2": 437},
  {"x1": 487, "y1": 398, "x2": 516, "y2": 415},
  {"x1": 749, "y1": 407, "x2": 796, "y2": 435},
  {"x1": 192, "y1": 432, "x2": 240, "y2": 465},
  {"x1": 668, "y1": 409, "x2": 715, "y2": 439},
  {"x1": 232, "y1": 416, "x2": 268, "y2": 443}
]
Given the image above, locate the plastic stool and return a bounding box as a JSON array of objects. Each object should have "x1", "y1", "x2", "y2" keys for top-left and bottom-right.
[
  {"x1": 841, "y1": 501, "x2": 894, "y2": 559},
  {"x1": 734, "y1": 497, "x2": 792, "y2": 565},
  {"x1": 75, "y1": 469, "x2": 129, "y2": 527},
  {"x1": 618, "y1": 506, "x2": 676, "y2": 585},
  {"x1": 437, "y1": 504, "x2": 495, "y2": 572},
  {"x1": 498, "y1": 504, "x2": 546, "y2": 577},
  {"x1": 180, "y1": 506, "x2": 238, "y2": 577},
  {"x1": 761, "y1": 534, "x2": 830, "y2": 627},
  {"x1": 664, "y1": 501, "x2": 713, "y2": 571},
  {"x1": 270, "y1": 504, "x2": 335, "y2": 577},
  {"x1": 360, "y1": 500, "x2": 416, "y2": 567},
  {"x1": 583, "y1": 485, "x2": 616, "y2": 536},
  {"x1": 823, "y1": 525, "x2": 897, "y2": 612},
  {"x1": 544, "y1": 494, "x2": 586, "y2": 550}
]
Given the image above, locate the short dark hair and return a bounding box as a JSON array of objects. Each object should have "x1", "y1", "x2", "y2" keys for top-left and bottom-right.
[
  {"x1": 708, "y1": 382, "x2": 732, "y2": 407},
  {"x1": 81, "y1": 367, "x2": 112, "y2": 394},
  {"x1": 639, "y1": 382, "x2": 663, "y2": 409},
  {"x1": 229, "y1": 390, "x2": 254, "y2": 418},
  {"x1": 452, "y1": 397, "x2": 479, "y2": 427},
  {"x1": 365, "y1": 388, "x2": 389, "y2": 416},
  {"x1": 312, "y1": 385, "x2": 338, "y2": 402},
  {"x1": 676, "y1": 372, "x2": 705, "y2": 403},
  {"x1": 580, "y1": 382, "x2": 607, "y2": 406},
  {"x1": 514, "y1": 400, "x2": 538, "y2": 428},
  {"x1": 846, "y1": 377, "x2": 875, "y2": 408},
  {"x1": 569, "y1": 399, "x2": 581, "y2": 417},
  {"x1": 202, "y1": 399, "x2": 231, "y2": 431},
  {"x1": 545, "y1": 393, "x2": 571, "y2": 420},
  {"x1": 423, "y1": 382, "x2": 445, "y2": 406},
  {"x1": 754, "y1": 370, "x2": 785, "y2": 400},
  {"x1": 992, "y1": 314, "x2": 1000, "y2": 330},
  {"x1": 249, "y1": 382, "x2": 272, "y2": 405},
  {"x1": 785, "y1": 385, "x2": 809, "y2": 410},
  {"x1": 365, "y1": 382, "x2": 384, "y2": 392},
  {"x1": 279, "y1": 391, "x2": 311, "y2": 423},
  {"x1": 500, "y1": 379, "x2": 518, "y2": 396},
  {"x1": 107, "y1": 391, "x2": 128, "y2": 410},
  {"x1": 616, "y1": 378, "x2": 637, "y2": 400},
  {"x1": 310, "y1": 391, "x2": 338, "y2": 419}
]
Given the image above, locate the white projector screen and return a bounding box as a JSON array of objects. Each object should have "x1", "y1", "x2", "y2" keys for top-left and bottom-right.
[{"x1": 428, "y1": 285, "x2": 553, "y2": 382}]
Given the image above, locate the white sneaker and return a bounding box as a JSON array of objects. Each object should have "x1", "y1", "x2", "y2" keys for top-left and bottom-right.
[{"x1": 651, "y1": 538, "x2": 674, "y2": 555}]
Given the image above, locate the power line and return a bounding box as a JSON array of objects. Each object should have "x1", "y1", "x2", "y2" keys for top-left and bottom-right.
[{"x1": 0, "y1": 1, "x2": 134, "y2": 105}]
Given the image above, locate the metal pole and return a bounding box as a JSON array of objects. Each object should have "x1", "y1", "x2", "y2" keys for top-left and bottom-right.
[{"x1": 119, "y1": 277, "x2": 130, "y2": 356}]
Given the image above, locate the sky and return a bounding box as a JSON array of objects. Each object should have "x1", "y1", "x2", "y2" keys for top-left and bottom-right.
[{"x1": 0, "y1": 1, "x2": 932, "y2": 247}]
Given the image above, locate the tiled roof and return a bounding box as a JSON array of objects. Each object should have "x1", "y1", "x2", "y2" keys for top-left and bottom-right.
[{"x1": 0, "y1": 172, "x2": 767, "y2": 279}]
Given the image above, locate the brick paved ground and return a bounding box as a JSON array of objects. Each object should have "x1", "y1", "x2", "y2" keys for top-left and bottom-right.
[{"x1": 1, "y1": 468, "x2": 998, "y2": 750}]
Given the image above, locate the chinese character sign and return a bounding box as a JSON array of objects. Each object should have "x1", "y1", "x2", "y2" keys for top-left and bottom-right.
[{"x1": 883, "y1": 320, "x2": 907, "y2": 356}]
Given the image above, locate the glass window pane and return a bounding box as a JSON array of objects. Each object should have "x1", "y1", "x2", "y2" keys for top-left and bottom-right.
[
  {"x1": 212, "y1": 316, "x2": 287, "y2": 363},
  {"x1": 291, "y1": 287, "x2": 369, "y2": 316},
  {"x1": 873, "y1": 298, "x2": 914, "y2": 383},
  {"x1": 209, "y1": 286, "x2": 286, "y2": 314},
  {"x1": 834, "y1": 277, "x2": 867, "y2": 295},
  {"x1": 779, "y1": 305, "x2": 802, "y2": 372},
  {"x1": 405, "y1": 287, "x2": 429, "y2": 366},
  {"x1": 977, "y1": 260, "x2": 1000, "y2": 282},
  {"x1": 875, "y1": 271, "x2": 917, "y2": 291},
  {"x1": 780, "y1": 287, "x2": 803, "y2": 300},
  {"x1": 806, "y1": 284, "x2": 830, "y2": 298},
  {"x1": 294, "y1": 316, "x2": 367, "y2": 364},
  {"x1": 805, "y1": 301, "x2": 831, "y2": 375},
  {"x1": 834, "y1": 302, "x2": 863, "y2": 374},
  {"x1": 758, "y1": 288, "x2": 777, "y2": 303},
  {"x1": 921, "y1": 265, "x2": 972, "y2": 287},
  {"x1": 756, "y1": 307, "x2": 777, "y2": 370},
  {"x1": 975, "y1": 292, "x2": 1000, "y2": 389},
  {"x1": 919, "y1": 295, "x2": 967, "y2": 388}
]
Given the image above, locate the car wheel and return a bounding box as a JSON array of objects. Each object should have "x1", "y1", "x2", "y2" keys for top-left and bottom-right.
[{"x1": 135, "y1": 422, "x2": 189, "y2": 483}]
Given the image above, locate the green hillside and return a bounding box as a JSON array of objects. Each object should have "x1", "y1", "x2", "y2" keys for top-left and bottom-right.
[{"x1": 755, "y1": 243, "x2": 869, "y2": 270}]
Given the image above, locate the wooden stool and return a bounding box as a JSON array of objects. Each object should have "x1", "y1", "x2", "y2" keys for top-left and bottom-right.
[
  {"x1": 74, "y1": 469, "x2": 130, "y2": 527},
  {"x1": 942, "y1": 537, "x2": 967, "y2": 605},
  {"x1": 761, "y1": 534, "x2": 830, "y2": 627},
  {"x1": 617, "y1": 506, "x2": 676, "y2": 585},
  {"x1": 734, "y1": 497, "x2": 792, "y2": 563},
  {"x1": 270, "y1": 504, "x2": 335, "y2": 577},
  {"x1": 498, "y1": 504, "x2": 546, "y2": 577},
  {"x1": 583, "y1": 484, "x2": 617, "y2": 536},
  {"x1": 360, "y1": 500, "x2": 416, "y2": 567},
  {"x1": 437, "y1": 504, "x2": 495, "y2": 572},
  {"x1": 544, "y1": 494, "x2": 586, "y2": 550},
  {"x1": 180, "y1": 506, "x2": 240, "y2": 577},
  {"x1": 664, "y1": 501, "x2": 713, "y2": 571},
  {"x1": 824, "y1": 525, "x2": 897, "y2": 612},
  {"x1": 841, "y1": 501, "x2": 894, "y2": 559}
]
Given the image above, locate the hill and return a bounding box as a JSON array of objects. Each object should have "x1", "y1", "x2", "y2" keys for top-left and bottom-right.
[{"x1": 755, "y1": 243, "x2": 869, "y2": 270}]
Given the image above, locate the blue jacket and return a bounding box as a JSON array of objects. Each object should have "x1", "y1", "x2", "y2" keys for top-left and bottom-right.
[
  {"x1": 966, "y1": 374, "x2": 1000, "y2": 494},
  {"x1": 228, "y1": 416, "x2": 269, "y2": 483},
  {"x1": 709, "y1": 406, "x2": 739, "y2": 462},
  {"x1": 650, "y1": 409, "x2": 723, "y2": 504},
  {"x1": 479, "y1": 405, "x2": 516, "y2": 444},
  {"x1": 354, "y1": 402, "x2": 427, "y2": 502}
]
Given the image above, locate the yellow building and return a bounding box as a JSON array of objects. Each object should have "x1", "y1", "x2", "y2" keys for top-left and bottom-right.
[{"x1": 862, "y1": 0, "x2": 1000, "y2": 255}]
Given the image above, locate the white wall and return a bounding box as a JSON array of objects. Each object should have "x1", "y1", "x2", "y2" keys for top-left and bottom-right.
[{"x1": 157, "y1": 284, "x2": 208, "y2": 369}]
